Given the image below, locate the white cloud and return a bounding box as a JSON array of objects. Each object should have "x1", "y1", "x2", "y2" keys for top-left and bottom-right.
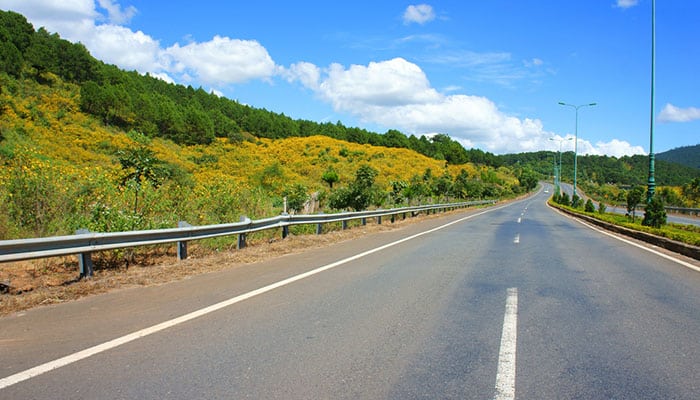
[
  {"x1": 97, "y1": 0, "x2": 136, "y2": 24},
  {"x1": 164, "y1": 36, "x2": 276, "y2": 86},
  {"x1": 658, "y1": 103, "x2": 700, "y2": 123},
  {"x1": 403, "y1": 4, "x2": 435, "y2": 25},
  {"x1": 289, "y1": 57, "x2": 643, "y2": 156},
  {"x1": 283, "y1": 62, "x2": 321, "y2": 90},
  {"x1": 0, "y1": 0, "x2": 280, "y2": 86},
  {"x1": 317, "y1": 58, "x2": 441, "y2": 109},
  {"x1": 586, "y1": 139, "x2": 645, "y2": 157},
  {"x1": 615, "y1": 0, "x2": 639, "y2": 9},
  {"x1": 89, "y1": 24, "x2": 164, "y2": 71}
]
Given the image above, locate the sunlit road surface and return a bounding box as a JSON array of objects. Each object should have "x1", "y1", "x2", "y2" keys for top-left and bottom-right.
[{"x1": 2, "y1": 186, "x2": 699, "y2": 399}]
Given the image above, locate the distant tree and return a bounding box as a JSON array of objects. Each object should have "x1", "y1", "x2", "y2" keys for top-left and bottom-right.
[
  {"x1": 571, "y1": 194, "x2": 582, "y2": 209},
  {"x1": 682, "y1": 178, "x2": 700, "y2": 206},
  {"x1": 559, "y1": 192, "x2": 571, "y2": 206},
  {"x1": 518, "y1": 168, "x2": 538, "y2": 192},
  {"x1": 328, "y1": 164, "x2": 383, "y2": 211},
  {"x1": 117, "y1": 146, "x2": 168, "y2": 220},
  {"x1": 283, "y1": 183, "x2": 308, "y2": 214},
  {"x1": 321, "y1": 167, "x2": 339, "y2": 189},
  {"x1": 389, "y1": 180, "x2": 408, "y2": 205},
  {"x1": 584, "y1": 198, "x2": 595, "y2": 212},
  {"x1": 598, "y1": 202, "x2": 607, "y2": 214},
  {"x1": 626, "y1": 186, "x2": 645, "y2": 221},
  {"x1": 642, "y1": 195, "x2": 667, "y2": 228},
  {"x1": 433, "y1": 170, "x2": 453, "y2": 201}
]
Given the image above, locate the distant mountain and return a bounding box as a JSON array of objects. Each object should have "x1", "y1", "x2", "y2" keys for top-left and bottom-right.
[{"x1": 656, "y1": 144, "x2": 700, "y2": 170}]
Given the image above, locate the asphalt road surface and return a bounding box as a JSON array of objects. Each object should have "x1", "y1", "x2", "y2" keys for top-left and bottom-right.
[{"x1": 2, "y1": 186, "x2": 699, "y2": 399}]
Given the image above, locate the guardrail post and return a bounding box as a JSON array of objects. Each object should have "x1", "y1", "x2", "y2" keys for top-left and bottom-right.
[
  {"x1": 76, "y1": 229, "x2": 93, "y2": 278},
  {"x1": 281, "y1": 212, "x2": 289, "y2": 239},
  {"x1": 177, "y1": 221, "x2": 191, "y2": 260},
  {"x1": 361, "y1": 217, "x2": 366, "y2": 226},
  {"x1": 316, "y1": 213, "x2": 324, "y2": 234},
  {"x1": 390, "y1": 214, "x2": 395, "y2": 223},
  {"x1": 238, "y1": 216, "x2": 248, "y2": 249},
  {"x1": 377, "y1": 215, "x2": 382, "y2": 225},
  {"x1": 342, "y1": 220, "x2": 348, "y2": 230}
]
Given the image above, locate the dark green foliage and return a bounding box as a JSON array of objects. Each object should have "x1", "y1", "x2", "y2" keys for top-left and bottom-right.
[
  {"x1": 683, "y1": 178, "x2": 700, "y2": 204},
  {"x1": 584, "y1": 198, "x2": 595, "y2": 212},
  {"x1": 642, "y1": 195, "x2": 667, "y2": 228},
  {"x1": 117, "y1": 146, "x2": 169, "y2": 216},
  {"x1": 598, "y1": 202, "x2": 606, "y2": 214},
  {"x1": 321, "y1": 167, "x2": 339, "y2": 189},
  {"x1": 571, "y1": 194, "x2": 582, "y2": 208},
  {"x1": 283, "y1": 184, "x2": 308, "y2": 214},
  {"x1": 656, "y1": 144, "x2": 700, "y2": 170},
  {"x1": 498, "y1": 150, "x2": 700, "y2": 187},
  {"x1": 626, "y1": 186, "x2": 645, "y2": 221},
  {"x1": 558, "y1": 192, "x2": 570, "y2": 206},
  {"x1": 328, "y1": 164, "x2": 384, "y2": 211},
  {"x1": 517, "y1": 168, "x2": 538, "y2": 191}
]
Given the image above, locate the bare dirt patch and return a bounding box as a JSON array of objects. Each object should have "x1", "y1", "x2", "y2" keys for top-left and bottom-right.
[{"x1": 0, "y1": 212, "x2": 459, "y2": 316}]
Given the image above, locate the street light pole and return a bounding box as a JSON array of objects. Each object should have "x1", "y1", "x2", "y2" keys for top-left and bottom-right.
[
  {"x1": 549, "y1": 137, "x2": 573, "y2": 196},
  {"x1": 647, "y1": 0, "x2": 656, "y2": 203},
  {"x1": 558, "y1": 102, "x2": 596, "y2": 199}
]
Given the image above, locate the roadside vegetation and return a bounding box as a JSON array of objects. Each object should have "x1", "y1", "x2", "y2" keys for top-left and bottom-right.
[{"x1": 549, "y1": 190, "x2": 700, "y2": 247}]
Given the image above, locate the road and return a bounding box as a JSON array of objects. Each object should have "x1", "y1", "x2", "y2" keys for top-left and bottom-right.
[{"x1": 2, "y1": 185, "x2": 699, "y2": 399}]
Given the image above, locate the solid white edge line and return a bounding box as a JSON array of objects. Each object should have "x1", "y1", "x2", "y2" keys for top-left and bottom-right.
[
  {"x1": 550, "y1": 206, "x2": 700, "y2": 272},
  {"x1": 494, "y1": 287, "x2": 518, "y2": 400},
  {"x1": 0, "y1": 204, "x2": 511, "y2": 390}
]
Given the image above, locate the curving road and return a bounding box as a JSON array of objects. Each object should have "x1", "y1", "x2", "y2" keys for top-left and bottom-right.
[{"x1": 2, "y1": 186, "x2": 699, "y2": 399}]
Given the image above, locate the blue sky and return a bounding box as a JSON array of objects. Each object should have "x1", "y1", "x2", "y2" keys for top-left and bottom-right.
[{"x1": 1, "y1": 0, "x2": 698, "y2": 156}]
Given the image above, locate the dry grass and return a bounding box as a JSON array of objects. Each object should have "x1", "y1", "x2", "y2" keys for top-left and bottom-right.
[{"x1": 0, "y1": 213, "x2": 448, "y2": 316}]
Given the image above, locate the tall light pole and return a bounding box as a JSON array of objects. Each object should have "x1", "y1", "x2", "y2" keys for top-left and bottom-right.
[
  {"x1": 558, "y1": 102, "x2": 596, "y2": 199},
  {"x1": 647, "y1": 0, "x2": 656, "y2": 203},
  {"x1": 549, "y1": 137, "x2": 573, "y2": 195}
]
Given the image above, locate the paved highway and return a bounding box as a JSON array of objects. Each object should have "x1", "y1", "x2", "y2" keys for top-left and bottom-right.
[{"x1": 2, "y1": 186, "x2": 699, "y2": 399}]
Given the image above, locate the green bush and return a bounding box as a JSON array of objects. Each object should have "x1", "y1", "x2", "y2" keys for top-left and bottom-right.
[
  {"x1": 584, "y1": 198, "x2": 595, "y2": 212},
  {"x1": 642, "y1": 195, "x2": 667, "y2": 228}
]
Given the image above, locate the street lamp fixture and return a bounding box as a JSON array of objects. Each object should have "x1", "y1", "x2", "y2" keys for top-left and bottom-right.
[
  {"x1": 558, "y1": 101, "x2": 597, "y2": 199},
  {"x1": 549, "y1": 137, "x2": 573, "y2": 195}
]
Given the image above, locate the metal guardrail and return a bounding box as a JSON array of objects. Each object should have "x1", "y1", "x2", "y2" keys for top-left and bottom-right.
[
  {"x1": 664, "y1": 206, "x2": 700, "y2": 216},
  {"x1": 0, "y1": 201, "x2": 495, "y2": 276}
]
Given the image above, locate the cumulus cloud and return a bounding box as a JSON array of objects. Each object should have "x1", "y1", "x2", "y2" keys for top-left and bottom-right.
[
  {"x1": 165, "y1": 36, "x2": 276, "y2": 86},
  {"x1": 615, "y1": 0, "x2": 639, "y2": 9},
  {"x1": 0, "y1": 0, "x2": 280, "y2": 87},
  {"x1": 658, "y1": 103, "x2": 700, "y2": 123},
  {"x1": 286, "y1": 57, "x2": 644, "y2": 155},
  {"x1": 89, "y1": 24, "x2": 164, "y2": 71},
  {"x1": 282, "y1": 62, "x2": 321, "y2": 90},
  {"x1": 403, "y1": 4, "x2": 435, "y2": 25},
  {"x1": 317, "y1": 58, "x2": 441, "y2": 109}
]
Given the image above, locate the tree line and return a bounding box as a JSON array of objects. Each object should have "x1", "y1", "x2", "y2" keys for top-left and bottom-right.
[
  {"x1": 497, "y1": 150, "x2": 700, "y2": 187},
  {"x1": 0, "y1": 10, "x2": 495, "y2": 166}
]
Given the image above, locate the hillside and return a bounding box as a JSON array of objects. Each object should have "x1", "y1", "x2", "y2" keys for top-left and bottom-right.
[
  {"x1": 0, "y1": 10, "x2": 492, "y2": 167},
  {"x1": 657, "y1": 144, "x2": 700, "y2": 170},
  {"x1": 0, "y1": 74, "x2": 520, "y2": 240}
]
